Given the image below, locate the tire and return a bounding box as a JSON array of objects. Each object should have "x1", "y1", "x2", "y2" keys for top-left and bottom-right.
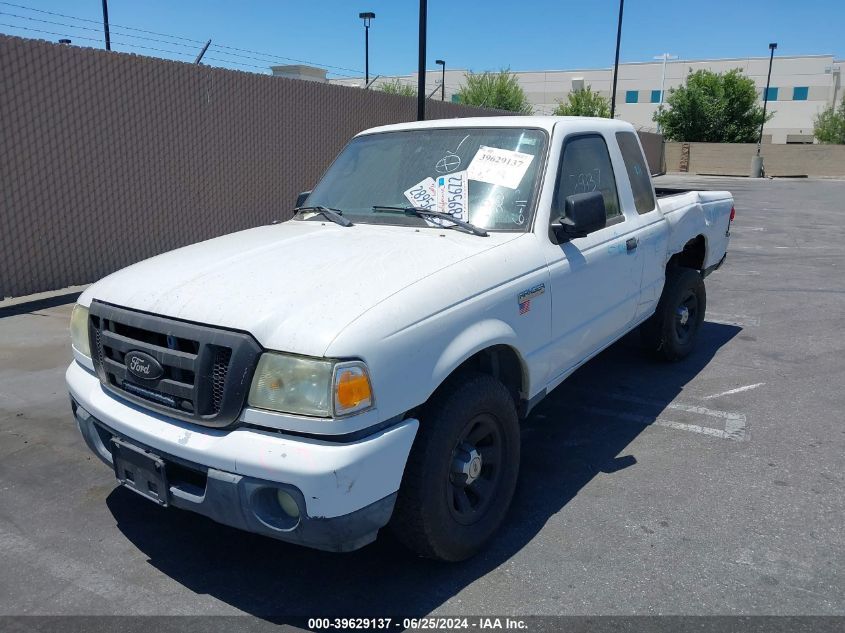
[
  {"x1": 390, "y1": 372, "x2": 520, "y2": 562},
  {"x1": 640, "y1": 266, "x2": 706, "y2": 361}
]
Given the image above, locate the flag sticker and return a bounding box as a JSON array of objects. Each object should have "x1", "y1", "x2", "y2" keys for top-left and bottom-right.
[{"x1": 517, "y1": 283, "x2": 545, "y2": 315}]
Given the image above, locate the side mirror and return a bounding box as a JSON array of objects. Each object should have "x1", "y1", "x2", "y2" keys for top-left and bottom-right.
[
  {"x1": 295, "y1": 190, "x2": 312, "y2": 208},
  {"x1": 551, "y1": 191, "x2": 607, "y2": 243}
]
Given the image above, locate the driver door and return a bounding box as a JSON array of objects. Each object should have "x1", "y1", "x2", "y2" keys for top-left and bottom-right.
[{"x1": 541, "y1": 133, "x2": 644, "y2": 384}]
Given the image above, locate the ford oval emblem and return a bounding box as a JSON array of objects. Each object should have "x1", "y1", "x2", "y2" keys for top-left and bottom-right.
[{"x1": 125, "y1": 350, "x2": 163, "y2": 380}]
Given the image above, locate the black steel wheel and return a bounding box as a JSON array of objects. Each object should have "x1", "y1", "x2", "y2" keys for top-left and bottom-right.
[
  {"x1": 391, "y1": 372, "x2": 520, "y2": 561},
  {"x1": 447, "y1": 413, "x2": 503, "y2": 525},
  {"x1": 641, "y1": 266, "x2": 706, "y2": 361}
]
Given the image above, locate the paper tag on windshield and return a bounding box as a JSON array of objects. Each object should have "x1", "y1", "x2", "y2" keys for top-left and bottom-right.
[
  {"x1": 436, "y1": 171, "x2": 469, "y2": 221},
  {"x1": 467, "y1": 146, "x2": 534, "y2": 190},
  {"x1": 403, "y1": 177, "x2": 437, "y2": 211}
]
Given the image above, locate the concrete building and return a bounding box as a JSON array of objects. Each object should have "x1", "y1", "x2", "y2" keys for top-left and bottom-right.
[
  {"x1": 271, "y1": 64, "x2": 327, "y2": 82},
  {"x1": 331, "y1": 54, "x2": 842, "y2": 144}
]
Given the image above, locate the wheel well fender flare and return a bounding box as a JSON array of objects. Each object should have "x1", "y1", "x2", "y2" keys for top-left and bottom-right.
[{"x1": 429, "y1": 319, "x2": 528, "y2": 401}]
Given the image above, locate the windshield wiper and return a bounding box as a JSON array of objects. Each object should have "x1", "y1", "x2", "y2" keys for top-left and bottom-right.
[
  {"x1": 372, "y1": 206, "x2": 488, "y2": 237},
  {"x1": 293, "y1": 205, "x2": 353, "y2": 227}
]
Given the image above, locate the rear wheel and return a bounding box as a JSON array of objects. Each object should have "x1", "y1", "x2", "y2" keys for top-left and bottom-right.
[
  {"x1": 641, "y1": 267, "x2": 706, "y2": 361},
  {"x1": 390, "y1": 372, "x2": 520, "y2": 561}
]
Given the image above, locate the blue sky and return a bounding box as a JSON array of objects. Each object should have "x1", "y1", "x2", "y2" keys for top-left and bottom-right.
[{"x1": 0, "y1": 0, "x2": 841, "y2": 79}]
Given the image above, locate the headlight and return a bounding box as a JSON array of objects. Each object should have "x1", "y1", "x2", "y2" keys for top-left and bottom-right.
[
  {"x1": 70, "y1": 304, "x2": 91, "y2": 358},
  {"x1": 248, "y1": 353, "x2": 373, "y2": 418}
]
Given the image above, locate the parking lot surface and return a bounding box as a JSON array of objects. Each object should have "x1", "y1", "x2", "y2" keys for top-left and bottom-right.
[{"x1": 0, "y1": 176, "x2": 843, "y2": 619}]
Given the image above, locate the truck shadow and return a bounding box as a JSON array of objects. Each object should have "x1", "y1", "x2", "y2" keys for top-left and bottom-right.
[{"x1": 107, "y1": 321, "x2": 740, "y2": 620}]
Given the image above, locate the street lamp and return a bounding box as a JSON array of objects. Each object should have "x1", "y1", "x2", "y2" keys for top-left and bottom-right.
[
  {"x1": 435, "y1": 59, "x2": 445, "y2": 101},
  {"x1": 758, "y1": 43, "x2": 777, "y2": 152},
  {"x1": 653, "y1": 53, "x2": 677, "y2": 134},
  {"x1": 359, "y1": 12, "x2": 375, "y2": 86},
  {"x1": 609, "y1": 0, "x2": 625, "y2": 118},
  {"x1": 417, "y1": 0, "x2": 427, "y2": 121},
  {"x1": 752, "y1": 42, "x2": 777, "y2": 177}
]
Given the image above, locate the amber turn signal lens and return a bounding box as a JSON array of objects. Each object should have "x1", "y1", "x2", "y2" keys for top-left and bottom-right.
[
  {"x1": 333, "y1": 363, "x2": 373, "y2": 415},
  {"x1": 336, "y1": 372, "x2": 371, "y2": 408}
]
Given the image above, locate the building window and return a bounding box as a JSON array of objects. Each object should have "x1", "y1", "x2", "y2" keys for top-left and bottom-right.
[
  {"x1": 764, "y1": 87, "x2": 778, "y2": 101},
  {"x1": 650, "y1": 90, "x2": 662, "y2": 103},
  {"x1": 625, "y1": 90, "x2": 638, "y2": 103},
  {"x1": 792, "y1": 86, "x2": 809, "y2": 101}
]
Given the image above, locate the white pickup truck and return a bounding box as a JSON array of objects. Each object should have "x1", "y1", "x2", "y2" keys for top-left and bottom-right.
[{"x1": 67, "y1": 117, "x2": 733, "y2": 561}]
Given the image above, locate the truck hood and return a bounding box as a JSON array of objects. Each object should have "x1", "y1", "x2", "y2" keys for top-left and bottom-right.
[{"x1": 80, "y1": 220, "x2": 521, "y2": 356}]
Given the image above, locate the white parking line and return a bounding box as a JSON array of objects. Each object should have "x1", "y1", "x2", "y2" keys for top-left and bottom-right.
[
  {"x1": 572, "y1": 390, "x2": 747, "y2": 441},
  {"x1": 703, "y1": 383, "x2": 765, "y2": 400},
  {"x1": 577, "y1": 405, "x2": 737, "y2": 440},
  {"x1": 707, "y1": 312, "x2": 761, "y2": 327}
]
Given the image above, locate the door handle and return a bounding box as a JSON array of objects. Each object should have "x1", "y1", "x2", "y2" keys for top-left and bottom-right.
[{"x1": 626, "y1": 237, "x2": 638, "y2": 252}]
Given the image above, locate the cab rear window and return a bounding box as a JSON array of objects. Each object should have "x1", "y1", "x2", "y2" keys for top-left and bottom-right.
[{"x1": 616, "y1": 132, "x2": 656, "y2": 214}]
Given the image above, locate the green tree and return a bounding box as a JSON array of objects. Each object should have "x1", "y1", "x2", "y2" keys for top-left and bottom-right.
[
  {"x1": 455, "y1": 69, "x2": 532, "y2": 114},
  {"x1": 813, "y1": 97, "x2": 845, "y2": 144},
  {"x1": 653, "y1": 69, "x2": 772, "y2": 142},
  {"x1": 379, "y1": 78, "x2": 416, "y2": 97},
  {"x1": 553, "y1": 86, "x2": 611, "y2": 117}
]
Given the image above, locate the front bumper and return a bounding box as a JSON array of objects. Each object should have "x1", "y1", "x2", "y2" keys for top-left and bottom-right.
[{"x1": 67, "y1": 361, "x2": 419, "y2": 552}]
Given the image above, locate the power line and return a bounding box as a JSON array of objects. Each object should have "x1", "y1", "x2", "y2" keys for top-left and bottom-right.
[
  {"x1": 0, "y1": 22, "x2": 359, "y2": 78},
  {"x1": 0, "y1": 9, "x2": 200, "y2": 48},
  {"x1": 0, "y1": 1, "x2": 364, "y2": 76},
  {"x1": 0, "y1": 1, "x2": 206, "y2": 43},
  {"x1": 0, "y1": 23, "x2": 199, "y2": 59}
]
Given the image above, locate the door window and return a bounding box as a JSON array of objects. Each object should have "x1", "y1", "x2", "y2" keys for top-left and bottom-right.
[
  {"x1": 616, "y1": 131, "x2": 656, "y2": 214},
  {"x1": 553, "y1": 135, "x2": 621, "y2": 223}
]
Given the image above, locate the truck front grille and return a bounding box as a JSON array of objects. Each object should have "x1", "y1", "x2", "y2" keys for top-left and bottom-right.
[{"x1": 88, "y1": 300, "x2": 262, "y2": 428}]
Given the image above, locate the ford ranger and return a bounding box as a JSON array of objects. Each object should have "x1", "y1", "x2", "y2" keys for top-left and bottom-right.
[{"x1": 66, "y1": 117, "x2": 733, "y2": 561}]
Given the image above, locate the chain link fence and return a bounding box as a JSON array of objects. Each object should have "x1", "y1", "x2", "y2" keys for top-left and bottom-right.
[
  {"x1": 1, "y1": 34, "x2": 664, "y2": 299},
  {"x1": 0, "y1": 34, "x2": 508, "y2": 298}
]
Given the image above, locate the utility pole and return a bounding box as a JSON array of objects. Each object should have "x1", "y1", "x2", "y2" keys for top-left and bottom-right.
[
  {"x1": 752, "y1": 42, "x2": 777, "y2": 177},
  {"x1": 101, "y1": 0, "x2": 111, "y2": 51},
  {"x1": 417, "y1": 0, "x2": 427, "y2": 121},
  {"x1": 609, "y1": 0, "x2": 624, "y2": 118},
  {"x1": 653, "y1": 53, "x2": 677, "y2": 133}
]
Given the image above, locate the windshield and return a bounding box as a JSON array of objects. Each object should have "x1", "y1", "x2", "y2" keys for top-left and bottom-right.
[{"x1": 303, "y1": 127, "x2": 548, "y2": 232}]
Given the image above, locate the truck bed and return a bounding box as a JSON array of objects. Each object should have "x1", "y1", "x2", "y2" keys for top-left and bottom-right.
[{"x1": 657, "y1": 190, "x2": 733, "y2": 271}]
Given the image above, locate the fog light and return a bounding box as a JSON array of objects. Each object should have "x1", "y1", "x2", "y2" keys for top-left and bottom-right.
[{"x1": 276, "y1": 489, "x2": 300, "y2": 519}]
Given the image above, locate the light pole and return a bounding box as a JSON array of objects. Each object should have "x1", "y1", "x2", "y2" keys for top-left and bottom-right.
[
  {"x1": 101, "y1": 0, "x2": 110, "y2": 51},
  {"x1": 752, "y1": 42, "x2": 777, "y2": 177},
  {"x1": 758, "y1": 43, "x2": 777, "y2": 153},
  {"x1": 436, "y1": 59, "x2": 445, "y2": 101},
  {"x1": 359, "y1": 12, "x2": 375, "y2": 86},
  {"x1": 653, "y1": 53, "x2": 677, "y2": 133},
  {"x1": 417, "y1": 0, "x2": 427, "y2": 121},
  {"x1": 609, "y1": 0, "x2": 624, "y2": 118}
]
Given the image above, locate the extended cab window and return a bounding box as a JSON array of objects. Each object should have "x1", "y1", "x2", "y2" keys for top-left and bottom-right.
[
  {"x1": 553, "y1": 135, "x2": 620, "y2": 224},
  {"x1": 616, "y1": 132, "x2": 656, "y2": 214}
]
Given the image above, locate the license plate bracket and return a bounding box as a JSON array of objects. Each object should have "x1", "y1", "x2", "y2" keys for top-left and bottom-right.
[{"x1": 111, "y1": 437, "x2": 169, "y2": 506}]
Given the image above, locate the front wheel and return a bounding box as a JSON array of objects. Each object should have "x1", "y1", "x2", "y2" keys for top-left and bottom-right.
[
  {"x1": 390, "y1": 372, "x2": 520, "y2": 561},
  {"x1": 641, "y1": 267, "x2": 706, "y2": 361}
]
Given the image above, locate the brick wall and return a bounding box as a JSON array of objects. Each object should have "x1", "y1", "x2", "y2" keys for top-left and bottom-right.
[{"x1": 664, "y1": 141, "x2": 845, "y2": 178}]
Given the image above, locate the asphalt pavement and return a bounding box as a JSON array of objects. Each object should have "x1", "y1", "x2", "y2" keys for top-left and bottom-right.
[{"x1": 0, "y1": 176, "x2": 843, "y2": 621}]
